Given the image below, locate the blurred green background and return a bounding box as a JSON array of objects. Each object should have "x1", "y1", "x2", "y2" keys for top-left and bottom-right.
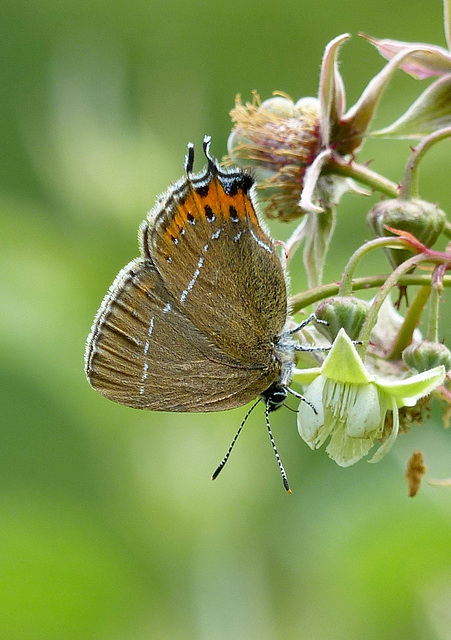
[{"x1": 2, "y1": 0, "x2": 451, "y2": 638}]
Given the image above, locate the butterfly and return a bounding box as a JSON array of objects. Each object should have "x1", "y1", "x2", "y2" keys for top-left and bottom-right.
[{"x1": 85, "y1": 136, "x2": 314, "y2": 492}]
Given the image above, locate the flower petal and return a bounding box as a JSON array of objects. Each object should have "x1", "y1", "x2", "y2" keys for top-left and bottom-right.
[
  {"x1": 326, "y1": 421, "x2": 375, "y2": 466},
  {"x1": 368, "y1": 397, "x2": 400, "y2": 463},
  {"x1": 297, "y1": 375, "x2": 325, "y2": 446},
  {"x1": 302, "y1": 205, "x2": 336, "y2": 290},
  {"x1": 345, "y1": 383, "x2": 384, "y2": 438},
  {"x1": 372, "y1": 75, "x2": 451, "y2": 138},
  {"x1": 321, "y1": 328, "x2": 374, "y2": 384},
  {"x1": 360, "y1": 34, "x2": 451, "y2": 79},
  {"x1": 377, "y1": 365, "x2": 446, "y2": 405},
  {"x1": 299, "y1": 149, "x2": 332, "y2": 213},
  {"x1": 292, "y1": 367, "x2": 321, "y2": 385}
]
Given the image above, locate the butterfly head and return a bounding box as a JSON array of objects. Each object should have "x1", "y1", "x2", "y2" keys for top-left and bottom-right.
[{"x1": 261, "y1": 381, "x2": 288, "y2": 413}]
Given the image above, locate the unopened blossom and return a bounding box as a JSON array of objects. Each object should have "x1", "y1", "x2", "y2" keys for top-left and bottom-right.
[{"x1": 367, "y1": 197, "x2": 447, "y2": 268}]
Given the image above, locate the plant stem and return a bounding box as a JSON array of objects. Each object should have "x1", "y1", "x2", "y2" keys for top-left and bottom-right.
[
  {"x1": 427, "y1": 271, "x2": 444, "y2": 343},
  {"x1": 325, "y1": 154, "x2": 399, "y2": 197},
  {"x1": 387, "y1": 286, "x2": 431, "y2": 360},
  {"x1": 357, "y1": 254, "x2": 431, "y2": 355},
  {"x1": 400, "y1": 127, "x2": 451, "y2": 199},
  {"x1": 290, "y1": 274, "x2": 448, "y2": 313},
  {"x1": 339, "y1": 236, "x2": 410, "y2": 296}
]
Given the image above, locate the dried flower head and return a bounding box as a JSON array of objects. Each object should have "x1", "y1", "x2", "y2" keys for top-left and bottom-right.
[
  {"x1": 227, "y1": 34, "x2": 430, "y2": 221},
  {"x1": 227, "y1": 93, "x2": 321, "y2": 221}
]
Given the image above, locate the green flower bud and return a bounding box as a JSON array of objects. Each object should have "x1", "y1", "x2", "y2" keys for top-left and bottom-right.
[
  {"x1": 367, "y1": 197, "x2": 446, "y2": 269},
  {"x1": 314, "y1": 296, "x2": 370, "y2": 342},
  {"x1": 227, "y1": 94, "x2": 320, "y2": 221},
  {"x1": 402, "y1": 340, "x2": 451, "y2": 373}
]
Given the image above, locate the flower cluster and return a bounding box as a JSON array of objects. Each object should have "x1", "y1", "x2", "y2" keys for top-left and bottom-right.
[{"x1": 226, "y1": 0, "x2": 451, "y2": 491}]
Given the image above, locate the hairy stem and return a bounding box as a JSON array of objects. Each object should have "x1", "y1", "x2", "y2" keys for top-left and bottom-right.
[
  {"x1": 358, "y1": 254, "x2": 436, "y2": 355},
  {"x1": 387, "y1": 286, "x2": 431, "y2": 360},
  {"x1": 339, "y1": 237, "x2": 411, "y2": 296},
  {"x1": 325, "y1": 154, "x2": 399, "y2": 197},
  {"x1": 400, "y1": 127, "x2": 451, "y2": 199},
  {"x1": 290, "y1": 274, "x2": 451, "y2": 313}
]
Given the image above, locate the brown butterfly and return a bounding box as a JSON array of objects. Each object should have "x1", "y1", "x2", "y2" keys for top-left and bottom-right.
[{"x1": 85, "y1": 137, "x2": 314, "y2": 492}]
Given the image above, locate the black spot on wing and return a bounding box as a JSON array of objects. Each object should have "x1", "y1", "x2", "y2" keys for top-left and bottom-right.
[
  {"x1": 204, "y1": 205, "x2": 215, "y2": 221},
  {"x1": 229, "y1": 205, "x2": 239, "y2": 222}
]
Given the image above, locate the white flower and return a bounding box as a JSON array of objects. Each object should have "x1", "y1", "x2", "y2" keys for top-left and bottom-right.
[{"x1": 294, "y1": 329, "x2": 445, "y2": 466}]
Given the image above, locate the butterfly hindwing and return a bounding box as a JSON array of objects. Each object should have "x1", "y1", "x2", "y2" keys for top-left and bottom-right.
[{"x1": 85, "y1": 259, "x2": 278, "y2": 411}]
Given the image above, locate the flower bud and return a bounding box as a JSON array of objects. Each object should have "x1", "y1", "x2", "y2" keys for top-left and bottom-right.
[
  {"x1": 227, "y1": 94, "x2": 320, "y2": 221},
  {"x1": 367, "y1": 197, "x2": 446, "y2": 269},
  {"x1": 402, "y1": 340, "x2": 451, "y2": 373},
  {"x1": 314, "y1": 296, "x2": 370, "y2": 341}
]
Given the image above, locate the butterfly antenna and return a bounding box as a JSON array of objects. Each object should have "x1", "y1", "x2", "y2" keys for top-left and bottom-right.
[
  {"x1": 287, "y1": 387, "x2": 317, "y2": 414},
  {"x1": 283, "y1": 404, "x2": 298, "y2": 413},
  {"x1": 265, "y1": 401, "x2": 292, "y2": 494},
  {"x1": 212, "y1": 398, "x2": 260, "y2": 482},
  {"x1": 185, "y1": 142, "x2": 195, "y2": 174},
  {"x1": 203, "y1": 135, "x2": 217, "y2": 171}
]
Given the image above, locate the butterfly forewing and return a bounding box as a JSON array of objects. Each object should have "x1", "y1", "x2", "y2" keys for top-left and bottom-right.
[{"x1": 142, "y1": 167, "x2": 288, "y2": 366}]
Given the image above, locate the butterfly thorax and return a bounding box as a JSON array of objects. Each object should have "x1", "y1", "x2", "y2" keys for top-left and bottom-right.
[{"x1": 261, "y1": 330, "x2": 297, "y2": 411}]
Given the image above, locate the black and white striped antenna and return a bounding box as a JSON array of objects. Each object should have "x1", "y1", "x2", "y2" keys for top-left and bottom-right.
[{"x1": 211, "y1": 398, "x2": 292, "y2": 494}]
